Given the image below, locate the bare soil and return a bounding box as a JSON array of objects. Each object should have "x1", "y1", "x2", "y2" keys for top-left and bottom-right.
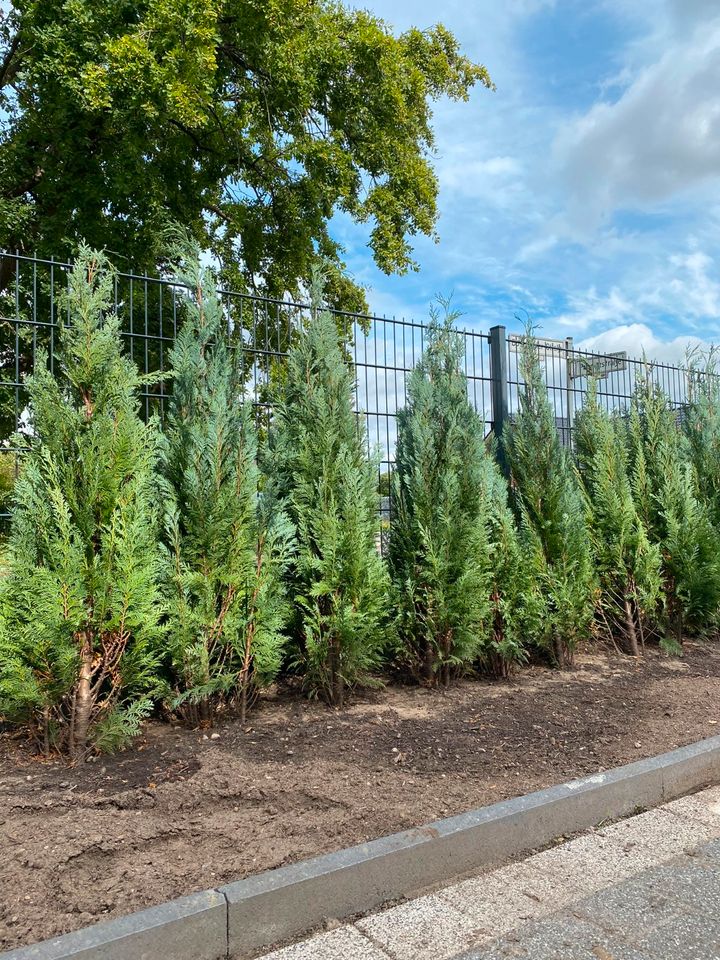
[{"x1": 3, "y1": 641, "x2": 720, "y2": 952}]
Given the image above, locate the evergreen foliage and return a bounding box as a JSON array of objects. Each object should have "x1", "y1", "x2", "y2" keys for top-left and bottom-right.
[
  {"x1": 264, "y1": 270, "x2": 389, "y2": 705},
  {"x1": 480, "y1": 448, "x2": 547, "y2": 677},
  {"x1": 388, "y1": 311, "x2": 493, "y2": 684},
  {"x1": 503, "y1": 331, "x2": 596, "y2": 667},
  {"x1": 628, "y1": 375, "x2": 720, "y2": 646},
  {"x1": 685, "y1": 355, "x2": 720, "y2": 528},
  {"x1": 0, "y1": 246, "x2": 164, "y2": 757},
  {"x1": 7, "y1": 242, "x2": 720, "y2": 753},
  {"x1": 389, "y1": 312, "x2": 540, "y2": 683},
  {"x1": 575, "y1": 380, "x2": 663, "y2": 655},
  {"x1": 162, "y1": 240, "x2": 291, "y2": 726}
]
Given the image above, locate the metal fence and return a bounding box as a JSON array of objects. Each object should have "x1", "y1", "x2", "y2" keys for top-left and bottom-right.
[
  {"x1": 0, "y1": 250, "x2": 715, "y2": 522},
  {"x1": 502, "y1": 331, "x2": 704, "y2": 447},
  {"x1": 0, "y1": 252, "x2": 495, "y2": 519}
]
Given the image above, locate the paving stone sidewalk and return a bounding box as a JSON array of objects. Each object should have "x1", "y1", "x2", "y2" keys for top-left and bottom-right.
[
  {"x1": 459, "y1": 843, "x2": 720, "y2": 959},
  {"x1": 259, "y1": 785, "x2": 720, "y2": 960}
]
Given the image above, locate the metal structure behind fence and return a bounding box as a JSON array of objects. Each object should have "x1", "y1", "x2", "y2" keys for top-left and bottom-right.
[
  {"x1": 500, "y1": 326, "x2": 703, "y2": 447},
  {"x1": 0, "y1": 251, "x2": 715, "y2": 524}
]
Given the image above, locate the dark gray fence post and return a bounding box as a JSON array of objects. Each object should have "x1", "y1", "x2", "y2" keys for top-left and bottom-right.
[
  {"x1": 489, "y1": 324, "x2": 510, "y2": 475},
  {"x1": 565, "y1": 336, "x2": 574, "y2": 447}
]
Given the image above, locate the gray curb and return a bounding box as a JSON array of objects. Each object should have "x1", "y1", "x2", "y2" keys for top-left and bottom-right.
[
  {"x1": 0, "y1": 891, "x2": 227, "y2": 960},
  {"x1": 4, "y1": 736, "x2": 720, "y2": 960}
]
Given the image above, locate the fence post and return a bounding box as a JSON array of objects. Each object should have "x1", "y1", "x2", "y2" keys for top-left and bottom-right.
[
  {"x1": 565, "y1": 336, "x2": 574, "y2": 447},
  {"x1": 489, "y1": 325, "x2": 510, "y2": 475}
]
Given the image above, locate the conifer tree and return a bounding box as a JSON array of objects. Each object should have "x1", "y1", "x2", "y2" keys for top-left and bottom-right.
[
  {"x1": 162, "y1": 242, "x2": 291, "y2": 725},
  {"x1": 0, "y1": 246, "x2": 164, "y2": 757},
  {"x1": 389, "y1": 312, "x2": 535, "y2": 683},
  {"x1": 503, "y1": 331, "x2": 596, "y2": 667},
  {"x1": 628, "y1": 376, "x2": 720, "y2": 646},
  {"x1": 389, "y1": 313, "x2": 492, "y2": 684},
  {"x1": 264, "y1": 270, "x2": 389, "y2": 706},
  {"x1": 480, "y1": 447, "x2": 546, "y2": 677},
  {"x1": 684, "y1": 355, "x2": 720, "y2": 528},
  {"x1": 575, "y1": 380, "x2": 663, "y2": 655}
]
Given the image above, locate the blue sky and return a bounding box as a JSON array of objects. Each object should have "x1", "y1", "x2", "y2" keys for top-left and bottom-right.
[{"x1": 333, "y1": 0, "x2": 720, "y2": 362}]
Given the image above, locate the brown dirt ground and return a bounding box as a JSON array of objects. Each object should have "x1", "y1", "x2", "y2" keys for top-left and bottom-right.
[{"x1": 3, "y1": 640, "x2": 720, "y2": 952}]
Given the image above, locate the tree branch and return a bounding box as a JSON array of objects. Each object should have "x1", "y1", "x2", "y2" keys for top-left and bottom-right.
[
  {"x1": 0, "y1": 30, "x2": 24, "y2": 90},
  {"x1": 205, "y1": 202, "x2": 231, "y2": 223},
  {"x1": 167, "y1": 117, "x2": 220, "y2": 156}
]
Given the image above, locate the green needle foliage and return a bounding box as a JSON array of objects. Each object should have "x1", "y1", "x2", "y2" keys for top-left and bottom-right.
[
  {"x1": 162, "y1": 241, "x2": 291, "y2": 725},
  {"x1": 0, "y1": 246, "x2": 164, "y2": 758},
  {"x1": 480, "y1": 449, "x2": 546, "y2": 677},
  {"x1": 389, "y1": 312, "x2": 491, "y2": 685},
  {"x1": 503, "y1": 332, "x2": 596, "y2": 668},
  {"x1": 389, "y1": 311, "x2": 533, "y2": 683},
  {"x1": 575, "y1": 380, "x2": 663, "y2": 655},
  {"x1": 685, "y1": 354, "x2": 720, "y2": 528},
  {"x1": 628, "y1": 375, "x2": 720, "y2": 647},
  {"x1": 264, "y1": 270, "x2": 389, "y2": 706}
]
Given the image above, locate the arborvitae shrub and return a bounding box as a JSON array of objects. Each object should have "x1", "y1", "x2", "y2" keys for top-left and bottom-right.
[
  {"x1": 628, "y1": 376, "x2": 720, "y2": 646},
  {"x1": 389, "y1": 312, "x2": 492, "y2": 684},
  {"x1": 480, "y1": 448, "x2": 546, "y2": 677},
  {"x1": 575, "y1": 381, "x2": 663, "y2": 655},
  {"x1": 0, "y1": 247, "x2": 164, "y2": 757},
  {"x1": 685, "y1": 356, "x2": 720, "y2": 528},
  {"x1": 389, "y1": 311, "x2": 535, "y2": 682},
  {"x1": 264, "y1": 270, "x2": 389, "y2": 706},
  {"x1": 162, "y1": 244, "x2": 291, "y2": 725},
  {"x1": 503, "y1": 331, "x2": 596, "y2": 667}
]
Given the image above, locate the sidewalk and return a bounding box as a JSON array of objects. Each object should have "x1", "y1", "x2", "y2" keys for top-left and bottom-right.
[{"x1": 258, "y1": 785, "x2": 720, "y2": 960}]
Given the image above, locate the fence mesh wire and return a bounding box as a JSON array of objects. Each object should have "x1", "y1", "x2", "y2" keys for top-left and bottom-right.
[{"x1": 0, "y1": 251, "x2": 714, "y2": 525}]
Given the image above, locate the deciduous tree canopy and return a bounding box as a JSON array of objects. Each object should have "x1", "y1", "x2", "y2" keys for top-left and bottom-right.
[{"x1": 0, "y1": 0, "x2": 492, "y2": 306}]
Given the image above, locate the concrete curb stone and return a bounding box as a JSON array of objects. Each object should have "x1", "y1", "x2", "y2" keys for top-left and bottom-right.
[{"x1": 0, "y1": 891, "x2": 227, "y2": 960}]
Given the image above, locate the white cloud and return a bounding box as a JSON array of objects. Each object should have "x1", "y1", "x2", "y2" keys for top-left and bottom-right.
[
  {"x1": 545, "y1": 242, "x2": 720, "y2": 342},
  {"x1": 551, "y1": 287, "x2": 635, "y2": 332},
  {"x1": 556, "y1": 18, "x2": 720, "y2": 231},
  {"x1": 436, "y1": 151, "x2": 523, "y2": 204},
  {"x1": 642, "y1": 250, "x2": 720, "y2": 321},
  {"x1": 579, "y1": 323, "x2": 708, "y2": 365},
  {"x1": 667, "y1": 0, "x2": 718, "y2": 29},
  {"x1": 516, "y1": 233, "x2": 560, "y2": 262}
]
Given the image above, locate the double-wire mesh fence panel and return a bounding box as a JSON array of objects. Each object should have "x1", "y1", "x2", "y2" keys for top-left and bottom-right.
[
  {"x1": 504, "y1": 332, "x2": 706, "y2": 447},
  {"x1": 0, "y1": 253, "x2": 494, "y2": 526},
  {"x1": 0, "y1": 251, "x2": 716, "y2": 528}
]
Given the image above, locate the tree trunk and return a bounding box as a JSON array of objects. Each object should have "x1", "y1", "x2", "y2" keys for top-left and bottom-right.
[
  {"x1": 198, "y1": 697, "x2": 212, "y2": 728},
  {"x1": 489, "y1": 647, "x2": 509, "y2": 680},
  {"x1": 490, "y1": 600, "x2": 509, "y2": 679},
  {"x1": 552, "y1": 633, "x2": 566, "y2": 670},
  {"x1": 240, "y1": 551, "x2": 262, "y2": 724},
  {"x1": 423, "y1": 637, "x2": 435, "y2": 685},
  {"x1": 443, "y1": 630, "x2": 452, "y2": 688},
  {"x1": 0, "y1": 255, "x2": 15, "y2": 296},
  {"x1": 624, "y1": 596, "x2": 640, "y2": 657},
  {"x1": 328, "y1": 635, "x2": 343, "y2": 706},
  {"x1": 334, "y1": 671, "x2": 344, "y2": 708},
  {"x1": 41, "y1": 706, "x2": 50, "y2": 758},
  {"x1": 71, "y1": 633, "x2": 95, "y2": 759}
]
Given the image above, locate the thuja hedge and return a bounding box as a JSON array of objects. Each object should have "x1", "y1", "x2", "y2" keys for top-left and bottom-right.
[{"x1": 1, "y1": 245, "x2": 720, "y2": 757}]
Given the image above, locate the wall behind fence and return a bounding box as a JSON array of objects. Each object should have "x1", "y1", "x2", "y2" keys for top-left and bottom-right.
[{"x1": 0, "y1": 251, "x2": 714, "y2": 523}]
